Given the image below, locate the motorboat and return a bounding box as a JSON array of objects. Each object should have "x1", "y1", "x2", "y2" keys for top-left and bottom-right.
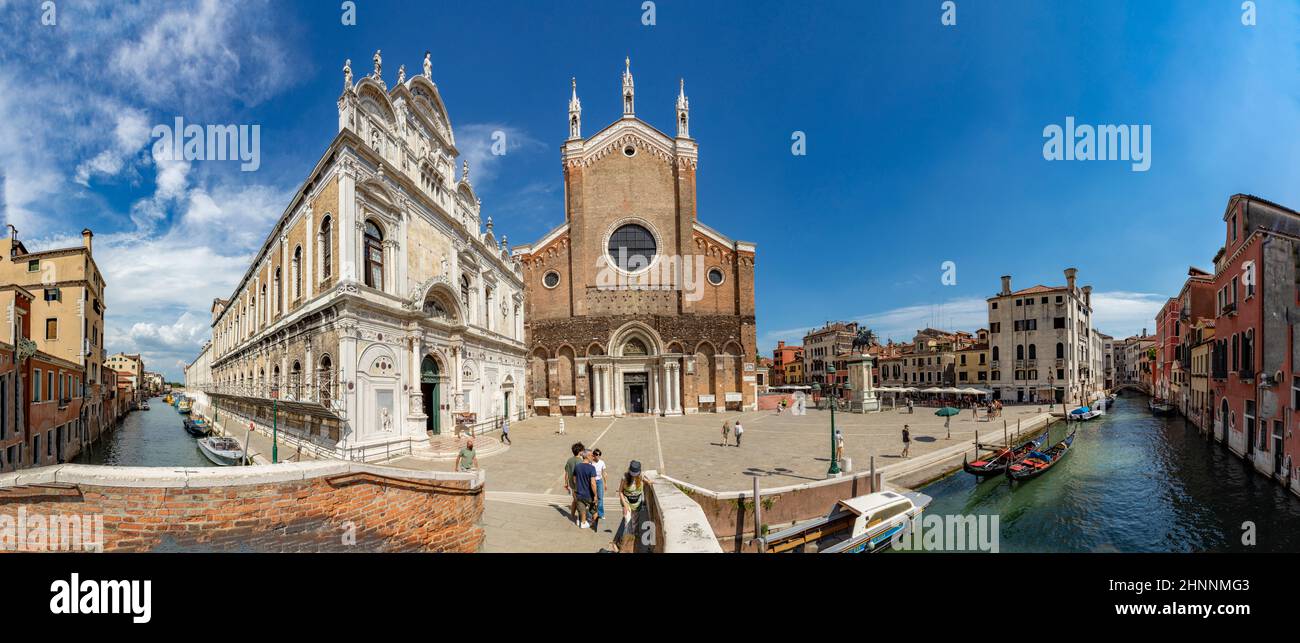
[
  {"x1": 757, "y1": 490, "x2": 931, "y2": 554},
  {"x1": 197, "y1": 436, "x2": 245, "y2": 466},
  {"x1": 1069, "y1": 406, "x2": 1103, "y2": 421},
  {"x1": 183, "y1": 418, "x2": 210, "y2": 437}
]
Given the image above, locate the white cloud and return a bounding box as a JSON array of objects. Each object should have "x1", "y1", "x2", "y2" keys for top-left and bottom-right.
[
  {"x1": 1090, "y1": 291, "x2": 1166, "y2": 338},
  {"x1": 456, "y1": 124, "x2": 545, "y2": 187}
]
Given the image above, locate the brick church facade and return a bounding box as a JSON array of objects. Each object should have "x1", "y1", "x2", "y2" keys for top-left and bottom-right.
[{"x1": 515, "y1": 60, "x2": 758, "y2": 417}]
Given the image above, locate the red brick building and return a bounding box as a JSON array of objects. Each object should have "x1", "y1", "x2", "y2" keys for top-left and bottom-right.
[
  {"x1": 1208, "y1": 195, "x2": 1299, "y2": 493},
  {"x1": 1153, "y1": 297, "x2": 1180, "y2": 402},
  {"x1": 0, "y1": 285, "x2": 87, "y2": 472}
]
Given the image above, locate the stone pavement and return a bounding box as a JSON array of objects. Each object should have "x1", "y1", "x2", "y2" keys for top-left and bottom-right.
[{"x1": 382, "y1": 403, "x2": 1055, "y2": 552}]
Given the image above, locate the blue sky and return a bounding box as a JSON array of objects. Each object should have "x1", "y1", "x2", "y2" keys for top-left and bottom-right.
[{"x1": 2, "y1": 0, "x2": 1298, "y2": 379}]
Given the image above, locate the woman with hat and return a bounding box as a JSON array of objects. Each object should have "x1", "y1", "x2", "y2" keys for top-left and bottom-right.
[{"x1": 613, "y1": 460, "x2": 645, "y2": 553}]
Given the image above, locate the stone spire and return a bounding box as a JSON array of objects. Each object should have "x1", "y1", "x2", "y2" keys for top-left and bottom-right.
[
  {"x1": 621, "y1": 56, "x2": 634, "y2": 117},
  {"x1": 397, "y1": 64, "x2": 406, "y2": 84},
  {"x1": 676, "y1": 78, "x2": 690, "y2": 138},
  {"x1": 568, "y1": 77, "x2": 582, "y2": 140}
]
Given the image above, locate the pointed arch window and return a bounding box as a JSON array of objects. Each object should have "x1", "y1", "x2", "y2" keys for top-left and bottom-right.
[
  {"x1": 364, "y1": 220, "x2": 385, "y2": 290},
  {"x1": 293, "y1": 246, "x2": 303, "y2": 300},
  {"x1": 319, "y1": 215, "x2": 333, "y2": 279}
]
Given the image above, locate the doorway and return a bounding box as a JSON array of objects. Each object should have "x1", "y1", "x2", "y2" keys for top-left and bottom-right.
[
  {"x1": 421, "y1": 356, "x2": 440, "y2": 435},
  {"x1": 1274, "y1": 420, "x2": 1284, "y2": 475},
  {"x1": 624, "y1": 372, "x2": 648, "y2": 414}
]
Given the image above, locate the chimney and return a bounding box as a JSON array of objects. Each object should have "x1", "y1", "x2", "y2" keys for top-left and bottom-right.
[
  {"x1": 1000, "y1": 275, "x2": 1011, "y2": 296},
  {"x1": 1065, "y1": 267, "x2": 1078, "y2": 291},
  {"x1": 777, "y1": 341, "x2": 785, "y2": 349},
  {"x1": 1082, "y1": 285, "x2": 1092, "y2": 307},
  {"x1": 82, "y1": 228, "x2": 93, "y2": 254}
]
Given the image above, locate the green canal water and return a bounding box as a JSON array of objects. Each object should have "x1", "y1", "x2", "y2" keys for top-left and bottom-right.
[
  {"x1": 75, "y1": 397, "x2": 213, "y2": 468},
  {"x1": 919, "y1": 394, "x2": 1300, "y2": 552}
]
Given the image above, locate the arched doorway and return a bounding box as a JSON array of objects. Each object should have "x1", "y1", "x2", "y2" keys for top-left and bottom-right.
[
  {"x1": 1220, "y1": 398, "x2": 1229, "y2": 442},
  {"x1": 421, "y1": 355, "x2": 441, "y2": 435}
]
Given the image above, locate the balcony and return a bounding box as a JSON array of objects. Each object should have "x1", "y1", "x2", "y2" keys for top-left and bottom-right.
[{"x1": 1221, "y1": 302, "x2": 1237, "y2": 316}]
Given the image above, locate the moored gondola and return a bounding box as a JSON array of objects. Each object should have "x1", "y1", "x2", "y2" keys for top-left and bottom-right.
[
  {"x1": 962, "y1": 433, "x2": 1048, "y2": 477},
  {"x1": 1006, "y1": 430, "x2": 1076, "y2": 482}
]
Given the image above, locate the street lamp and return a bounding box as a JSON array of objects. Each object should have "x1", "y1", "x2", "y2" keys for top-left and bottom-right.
[
  {"x1": 270, "y1": 384, "x2": 280, "y2": 464},
  {"x1": 819, "y1": 365, "x2": 841, "y2": 476}
]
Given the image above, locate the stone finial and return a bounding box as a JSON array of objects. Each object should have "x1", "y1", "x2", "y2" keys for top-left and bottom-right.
[
  {"x1": 462, "y1": 160, "x2": 470, "y2": 182},
  {"x1": 343, "y1": 59, "x2": 353, "y2": 90},
  {"x1": 423, "y1": 51, "x2": 432, "y2": 78},
  {"x1": 486, "y1": 216, "x2": 494, "y2": 232},
  {"x1": 398, "y1": 64, "x2": 406, "y2": 84},
  {"x1": 622, "y1": 56, "x2": 635, "y2": 116},
  {"x1": 373, "y1": 49, "x2": 383, "y2": 79}
]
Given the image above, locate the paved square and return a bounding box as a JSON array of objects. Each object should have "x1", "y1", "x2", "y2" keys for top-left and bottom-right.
[{"x1": 392, "y1": 403, "x2": 1051, "y2": 494}]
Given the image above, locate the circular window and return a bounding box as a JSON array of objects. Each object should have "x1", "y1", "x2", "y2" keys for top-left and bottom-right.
[
  {"x1": 707, "y1": 267, "x2": 725, "y2": 286},
  {"x1": 542, "y1": 270, "x2": 560, "y2": 289},
  {"x1": 623, "y1": 145, "x2": 636, "y2": 157},
  {"x1": 607, "y1": 224, "x2": 657, "y2": 272}
]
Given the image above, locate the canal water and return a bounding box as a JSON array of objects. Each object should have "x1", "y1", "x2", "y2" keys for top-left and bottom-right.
[
  {"x1": 919, "y1": 394, "x2": 1300, "y2": 552},
  {"x1": 75, "y1": 397, "x2": 213, "y2": 467}
]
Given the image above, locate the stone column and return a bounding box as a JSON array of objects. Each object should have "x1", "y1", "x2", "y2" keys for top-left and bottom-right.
[
  {"x1": 338, "y1": 319, "x2": 359, "y2": 455},
  {"x1": 614, "y1": 369, "x2": 624, "y2": 416}
]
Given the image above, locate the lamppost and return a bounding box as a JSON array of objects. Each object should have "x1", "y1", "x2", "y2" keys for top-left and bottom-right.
[
  {"x1": 270, "y1": 383, "x2": 280, "y2": 464},
  {"x1": 818, "y1": 365, "x2": 841, "y2": 476}
]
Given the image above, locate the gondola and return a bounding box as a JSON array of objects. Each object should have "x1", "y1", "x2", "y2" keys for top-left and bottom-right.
[
  {"x1": 1006, "y1": 431, "x2": 1076, "y2": 482},
  {"x1": 183, "y1": 418, "x2": 210, "y2": 437},
  {"x1": 962, "y1": 433, "x2": 1048, "y2": 477},
  {"x1": 1149, "y1": 398, "x2": 1175, "y2": 416}
]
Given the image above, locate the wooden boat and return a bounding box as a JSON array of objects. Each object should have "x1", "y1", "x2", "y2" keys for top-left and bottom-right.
[
  {"x1": 1149, "y1": 398, "x2": 1175, "y2": 416},
  {"x1": 962, "y1": 433, "x2": 1048, "y2": 477},
  {"x1": 183, "y1": 418, "x2": 210, "y2": 437},
  {"x1": 177, "y1": 398, "x2": 192, "y2": 414},
  {"x1": 163, "y1": 394, "x2": 174, "y2": 405},
  {"x1": 197, "y1": 436, "x2": 245, "y2": 466},
  {"x1": 757, "y1": 490, "x2": 931, "y2": 554},
  {"x1": 139, "y1": 401, "x2": 150, "y2": 411},
  {"x1": 1006, "y1": 431, "x2": 1076, "y2": 482}
]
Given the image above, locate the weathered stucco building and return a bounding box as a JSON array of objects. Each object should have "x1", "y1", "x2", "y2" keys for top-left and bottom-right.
[
  {"x1": 203, "y1": 52, "x2": 526, "y2": 460},
  {"x1": 515, "y1": 60, "x2": 758, "y2": 417}
]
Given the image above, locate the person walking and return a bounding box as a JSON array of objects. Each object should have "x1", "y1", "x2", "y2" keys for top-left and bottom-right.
[
  {"x1": 733, "y1": 420, "x2": 744, "y2": 447},
  {"x1": 573, "y1": 450, "x2": 599, "y2": 530},
  {"x1": 835, "y1": 428, "x2": 844, "y2": 464},
  {"x1": 501, "y1": 417, "x2": 512, "y2": 445},
  {"x1": 563, "y1": 442, "x2": 585, "y2": 524},
  {"x1": 907, "y1": 398, "x2": 914, "y2": 415},
  {"x1": 612, "y1": 460, "x2": 645, "y2": 553},
  {"x1": 721, "y1": 420, "x2": 731, "y2": 447},
  {"x1": 901, "y1": 425, "x2": 911, "y2": 458},
  {"x1": 456, "y1": 438, "x2": 478, "y2": 472},
  {"x1": 591, "y1": 449, "x2": 608, "y2": 523}
]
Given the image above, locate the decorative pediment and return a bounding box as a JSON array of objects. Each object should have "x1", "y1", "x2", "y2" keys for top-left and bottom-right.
[{"x1": 566, "y1": 119, "x2": 677, "y2": 168}]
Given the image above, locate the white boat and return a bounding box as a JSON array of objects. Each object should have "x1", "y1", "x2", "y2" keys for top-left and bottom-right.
[
  {"x1": 197, "y1": 436, "x2": 245, "y2": 466},
  {"x1": 758, "y1": 490, "x2": 931, "y2": 554},
  {"x1": 1070, "y1": 406, "x2": 1102, "y2": 421}
]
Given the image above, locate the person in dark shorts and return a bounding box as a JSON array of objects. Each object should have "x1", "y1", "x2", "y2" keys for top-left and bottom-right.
[
  {"x1": 564, "y1": 442, "x2": 584, "y2": 524},
  {"x1": 573, "y1": 450, "x2": 599, "y2": 530},
  {"x1": 901, "y1": 425, "x2": 911, "y2": 458}
]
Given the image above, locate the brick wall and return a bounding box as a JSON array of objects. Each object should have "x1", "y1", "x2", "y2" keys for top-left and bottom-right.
[{"x1": 0, "y1": 462, "x2": 483, "y2": 552}]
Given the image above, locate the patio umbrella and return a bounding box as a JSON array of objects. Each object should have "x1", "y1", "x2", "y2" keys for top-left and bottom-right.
[{"x1": 934, "y1": 406, "x2": 960, "y2": 417}]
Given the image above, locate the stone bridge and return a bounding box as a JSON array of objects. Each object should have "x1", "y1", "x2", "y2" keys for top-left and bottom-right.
[{"x1": 0, "y1": 462, "x2": 484, "y2": 552}]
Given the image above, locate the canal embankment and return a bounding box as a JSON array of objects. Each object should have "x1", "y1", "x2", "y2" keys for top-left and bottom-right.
[{"x1": 653, "y1": 412, "x2": 1060, "y2": 552}]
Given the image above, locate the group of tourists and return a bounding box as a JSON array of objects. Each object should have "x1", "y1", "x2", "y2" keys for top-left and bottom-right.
[{"x1": 563, "y1": 442, "x2": 646, "y2": 552}]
